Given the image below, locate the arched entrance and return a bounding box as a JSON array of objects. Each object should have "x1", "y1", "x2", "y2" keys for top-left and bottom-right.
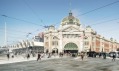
[
  {"x1": 52, "y1": 48, "x2": 58, "y2": 54},
  {"x1": 64, "y1": 42, "x2": 78, "y2": 53}
]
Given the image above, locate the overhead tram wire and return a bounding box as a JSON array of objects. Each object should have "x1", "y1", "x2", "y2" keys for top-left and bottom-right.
[
  {"x1": 0, "y1": 30, "x2": 27, "y2": 37},
  {"x1": 23, "y1": 0, "x2": 45, "y2": 26},
  {"x1": 74, "y1": 0, "x2": 119, "y2": 28},
  {"x1": 52, "y1": 22, "x2": 60, "y2": 28},
  {"x1": 1, "y1": 15, "x2": 45, "y2": 38},
  {"x1": 23, "y1": 0, "x2": 58, "y2": 28},
  {"x1": 7, "y1": 29, "x2": 27, "y2": 34},
  {"x1": 0, "y1": 25, "x2": 29, "y2": 38},
  {"x1": 1, "y1": 15, "x2": 43, "y2": 27},
  {"x1": 90, "y1": 17, "x2": 119, "y2": 26},
  {"x1": 7, "y1": 35, "x2": 26, "y2": 39},
  {"x1": 27, "y1": 27, "x2": 45, "y2": 37},
  {"x1": 0, "y1": 15, "x2": 45, "y2": 46},
  {"x1": 0, "y1": 30, "x2": 26, "y2": 43},
  {"x1": 1, "y1": 14, "x2": 49, "y2": 31},
  {"x1": 97, "y1": 27, "x2": 119, "y2": 33},
  {"x1": 0, "y1": 28, "x2": 27, "y2": 34},
  {"x1": 77, "y1": 0, "x2": 119, "y2": 17}
]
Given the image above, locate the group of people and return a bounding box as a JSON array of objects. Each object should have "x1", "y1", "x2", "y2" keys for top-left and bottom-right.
[
  {"x1": 6, "y1": 51, "x2": 117, "y2": 62},
  {"x1": 93, "y1": 53, "x2": 117, "y2": 61},
  {"x1": 36, "y1": 52, "x2": 117, "y2": 61},
  {"x1": 6, "y1": 52, "x2": 14, "y2": 60},
  {"x1": 79, "y1": 52, "x2": 117, "y2": 61},
  {"x1": 99, "y1": 53, "x2": 117, "y2": 61}
]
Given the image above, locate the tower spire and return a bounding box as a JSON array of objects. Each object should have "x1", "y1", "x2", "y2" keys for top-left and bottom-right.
[
  {"x1": 69, "y1": 0, "x2": 72, "y2": 16},
  {"x1": 69, "y1": 0, "x2": 72, "y2": 11},
  {"x1": 69, "y1": 10, "x2": 72, "y2": 16}
]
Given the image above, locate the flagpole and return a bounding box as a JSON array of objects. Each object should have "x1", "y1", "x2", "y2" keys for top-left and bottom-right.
[
  {"x1": 26, "y1": 33, "x2": 31, "y2": 53},
  {"x1": 5, "y1": 19, "x2": 9, "y2": 52},
  {"x1": 5, "y1": 20, "x2": 8, "y2": 53},
  {"x1": 2, "y1": 15, "x2": 8, "y2": 52},
  {"x1": 5, "y1": 22, "x2": 6, "y2": 48}
]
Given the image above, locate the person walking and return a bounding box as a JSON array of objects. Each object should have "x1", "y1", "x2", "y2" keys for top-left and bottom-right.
[
  {"x1": 11, "y1": 53, "x2": 14, "y2": 58},
  {"x1": 103, "y1": 53, "x2": 106, "y2": 59},
  {"x1": 48, "y1": 53, "x2": 51, "y2": 58},
  {"x1": 99, "y1": 53, "x2": 101, "y2": 58},
  {"x1": 112, "y1": 54, "x2": 116, "y2": 61},
  {"x1": 7, "y1": 53, "x2": 10, "y2": 60},
  {"x1": 27, "y1": 53, "x2": 30, "y2": 60},
  {"x1": 80, "y1": 53, "x2": 84, "y2": 60},
  {"x1": 37, "y1": 52, "x2": 41, "y2": 61}
]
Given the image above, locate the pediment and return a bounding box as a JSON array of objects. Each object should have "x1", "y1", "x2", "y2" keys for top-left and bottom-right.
[{"x1": 62, "y1": 26, "x2": 80, "y2": 32}]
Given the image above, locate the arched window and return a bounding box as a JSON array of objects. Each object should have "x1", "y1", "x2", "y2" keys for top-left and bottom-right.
[
  {"x1": 64, "y1": 42, "x2": 78, "y2": 50},
  {"x1": 69, "y1": 19, "x2": 73, "y2": 24}
]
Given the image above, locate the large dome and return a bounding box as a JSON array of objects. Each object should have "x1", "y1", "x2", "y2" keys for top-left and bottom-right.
[{"x1": 61, "y1": 12, "x2": 80, "y2": 26}]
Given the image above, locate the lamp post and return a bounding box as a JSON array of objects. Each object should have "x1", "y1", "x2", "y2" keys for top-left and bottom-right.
[
  {"x1": 83, "y1": 31, "x2": 85, "y2": 52},
  {"x1": 2, "y1": 15, "x2": 9, "y2": 53},
  {"x1": 5, "y1": 22, "x2": 8, "y2": 51},
  {"x1": 26, "y1": 33, "x2": 31, "y2": 53}
]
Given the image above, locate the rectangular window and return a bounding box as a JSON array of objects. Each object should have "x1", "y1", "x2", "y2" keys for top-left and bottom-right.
[
  {"x1": 52, "y1": 41, "x2": 58, "y2": 46},
  {"x1": 52, "y1": 41, "x2": 54, "y2": 45},
  {"x1": 84, "y1": 41, "x2": 89, "y2": 45}
]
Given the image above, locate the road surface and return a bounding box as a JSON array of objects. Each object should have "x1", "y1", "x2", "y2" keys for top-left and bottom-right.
[{"x1": 0, "y1": 57, "x2": 119, "y2": 71}]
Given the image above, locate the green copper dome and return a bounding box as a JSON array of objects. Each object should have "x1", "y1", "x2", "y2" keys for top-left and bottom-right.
[{"x1": 61, "y1": 12, "x2": 80, "y2": 26}]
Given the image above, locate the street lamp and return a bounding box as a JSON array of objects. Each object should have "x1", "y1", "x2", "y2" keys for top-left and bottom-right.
[
  {"x1": 2, "y1": 15, "x2": 9, "y2": 53},
  {"x1": 26, "y1": 33, "x2": 32, "y2": 53},
  {"x1": 82, "y1": 30, "x2": 85, "y2": 52}
]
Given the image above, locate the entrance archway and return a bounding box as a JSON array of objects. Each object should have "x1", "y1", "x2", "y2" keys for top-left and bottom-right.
[
  {"x1": 64, "y1": 42, "x2": 78, "y2": 53},
  {"x1": 52, "y1": 48, "x2": 58, "y2": 54}
]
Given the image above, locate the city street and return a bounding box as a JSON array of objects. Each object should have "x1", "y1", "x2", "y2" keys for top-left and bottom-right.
[
  {"x1": 0, "y1": 0, "x2": 119, "y2": 71},
  {"x1": 0, "y1": 57, "x2": 119, "y2": 71}
]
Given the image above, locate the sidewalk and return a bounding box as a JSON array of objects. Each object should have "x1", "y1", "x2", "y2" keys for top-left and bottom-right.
[
  {"x1": 74, "y1": 56, "x2": 119, "y2": 61},
  {"x1": 106, "y1": 56, "x2": 119, "y2": 60},
  {"x1": 0, "y1": 55, "x2": 118, "y2": 65},
  {"x1": 0, "y1": 55, "x2": 60, "y2": 65}
]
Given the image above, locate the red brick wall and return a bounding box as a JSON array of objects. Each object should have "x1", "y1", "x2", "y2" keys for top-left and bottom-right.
[
  {"x1": 96, "y1": 39, "x2": 100, "y2": 48},
  {"x1": 104, "y1": 41, "x2": 109, "y2": 52},
  {"x1": 96, "y1": 48, "x2": 100, "y2": 52}
]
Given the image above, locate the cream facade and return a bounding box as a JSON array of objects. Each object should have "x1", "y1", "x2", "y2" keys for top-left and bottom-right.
[{"x1": 44, "y1": 12, "x2": 119, "y2": 53}]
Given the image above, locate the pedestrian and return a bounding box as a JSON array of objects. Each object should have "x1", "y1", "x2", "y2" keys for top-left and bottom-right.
[
  {"x1": 27, "y1": 53, "x2": 30, "y2": 60},
  {"x1": 112, "y1": 54, "x2": 116, "y2": 61},
  {"x1": 48, "y1": 53, "x2": 51, "y2": 58},
  {"x1": 99, "y1": 53, "x2": 101, "y2": 58},
  {"x1": 11, "y1": 53, "x2": 14, "y2": 58},
  {"x1": 103, "y1": 53, "x2": 106, "y2": 59},
  {"x1": 7, "y1": 53, "x2": 10, "y2": 60},
  {"x1": 93, "y1": 53, "x2": 96, "y2": 58},
  {"x1": 80, "y1": 53, "x2": 84, "y2": 60},
  {"x1": 37, "y1": 52, "x2": 41, "y2": 61}
]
